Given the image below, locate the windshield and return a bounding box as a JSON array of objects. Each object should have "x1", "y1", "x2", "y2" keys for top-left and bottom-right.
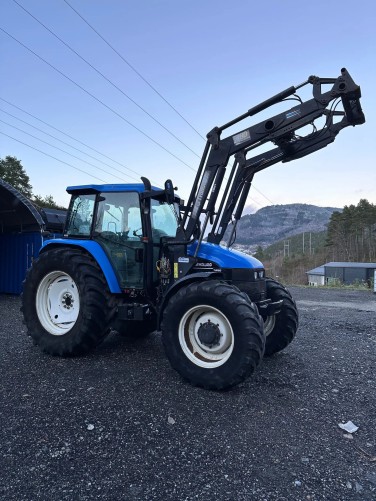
[{"x1": 150, "y1": 199, "x2": 179, "y2": 240}]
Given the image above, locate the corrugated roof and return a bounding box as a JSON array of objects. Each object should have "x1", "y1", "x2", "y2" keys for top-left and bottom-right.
[
  {"x1": 0, "y1": 178, "x2": 44, "y2": 232},
  {"x1": 306, "y1": 266, "x2": 325, "y2": 275},
  {"x1": 324, "y1": 262, "x2": 376, "y2": 269},
  {"x1": 307, "y1": 262, "x2": 376, "y2": 275}
]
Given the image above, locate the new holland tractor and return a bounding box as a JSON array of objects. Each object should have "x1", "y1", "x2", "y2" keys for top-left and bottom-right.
[{"x1": 22, "y1": 68, "x2": 365, "y2": 390}]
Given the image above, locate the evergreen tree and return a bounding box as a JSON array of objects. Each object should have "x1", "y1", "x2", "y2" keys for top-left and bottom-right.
[
  {"x1": 326, "y1": 200, "x2": 376, "y2": 261},
  {"x1": 32, "y1": 194, "x2": 66, "y2": 210},
  {"x1": 0, "y1": 156, "x2": 33, "y2": 197}
]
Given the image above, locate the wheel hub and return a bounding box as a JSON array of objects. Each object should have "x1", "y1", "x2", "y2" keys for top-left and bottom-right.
[
  {"x1": 61, "y1": 292, "x2": 74, "y2": 309},
  {"x1": 197, "y1": 320, "x2": 221, "y2": 348}
]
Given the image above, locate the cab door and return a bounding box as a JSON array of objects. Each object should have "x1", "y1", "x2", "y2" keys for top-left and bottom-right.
[{"x1": 94, "y1": 192, "x2": 145, "y2": 290}]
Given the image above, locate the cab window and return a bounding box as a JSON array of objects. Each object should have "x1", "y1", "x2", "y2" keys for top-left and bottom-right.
[{"x1": 65, "y1": 194, "x2": 96, "y2": 236}]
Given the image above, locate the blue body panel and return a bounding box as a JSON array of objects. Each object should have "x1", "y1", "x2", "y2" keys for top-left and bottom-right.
[
  {"x1": 41, "y1": 239, "x2": 122, "y2": 293},
  {"x1": 40, "y1": 239, "x2": 262, "y2": 294},
  {"x1": 188, "y1": 241, "x2": 263, "y2": 270}
]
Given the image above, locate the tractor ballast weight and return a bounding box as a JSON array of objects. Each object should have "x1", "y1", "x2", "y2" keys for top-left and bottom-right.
[{"x1": 22, "y1": 68, "x2": 365, "y2": 390}]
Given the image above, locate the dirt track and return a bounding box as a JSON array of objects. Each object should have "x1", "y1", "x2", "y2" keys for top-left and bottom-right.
[{"x1": 0, "y1": 286, "x2": 375, "y2": 500}]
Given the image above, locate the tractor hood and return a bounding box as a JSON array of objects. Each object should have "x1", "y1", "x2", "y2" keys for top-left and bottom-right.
[{"x1": 187, "y1": 241, "x2": 263, "y2": 270}]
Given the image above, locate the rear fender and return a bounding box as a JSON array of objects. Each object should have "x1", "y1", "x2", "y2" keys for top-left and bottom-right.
[{"x1": 40, "y1": 239, "x2": 122, "y2": 293}]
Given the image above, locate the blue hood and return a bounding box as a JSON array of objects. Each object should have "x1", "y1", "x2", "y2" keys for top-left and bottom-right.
[{"x1": 187, "y1": 241, "x2": 263, "y2": 269}]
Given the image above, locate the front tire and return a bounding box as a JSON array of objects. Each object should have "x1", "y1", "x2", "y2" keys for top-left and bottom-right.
[
  {"x1": 162, "y1": 280, "x2": 265, "y2": 390},
  {"x1": 22, "y1": 248, "x2": 115, "y2": 356},
  {"x1": 263, "y1": 278, "x2": 298, "y2": 356}
]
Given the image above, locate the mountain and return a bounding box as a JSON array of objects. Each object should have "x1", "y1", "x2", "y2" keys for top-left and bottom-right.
[{"x1": 228, "y1": 203, "x2": 341, "y2": 248}]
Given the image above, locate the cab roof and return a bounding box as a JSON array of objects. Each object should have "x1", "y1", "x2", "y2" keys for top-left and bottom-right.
[{"x1": 66, "y1": 183, "x2": 160, "y2": 194}]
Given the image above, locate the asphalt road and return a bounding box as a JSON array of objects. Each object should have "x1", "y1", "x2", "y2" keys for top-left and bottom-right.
[{"x1": 1, "y1": 287, "x2": 375, "y2": 501}]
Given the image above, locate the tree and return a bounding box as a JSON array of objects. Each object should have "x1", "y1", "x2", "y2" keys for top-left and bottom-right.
[
  {"x1": 326, "y1": 200, "x2": 376, "y2": 261},
  {"x1": 0, "y1": 156, "x2": 33, "y2": 197},
  {"x1": 32, "y1": 194, "x2": 66, "y2": 210}
]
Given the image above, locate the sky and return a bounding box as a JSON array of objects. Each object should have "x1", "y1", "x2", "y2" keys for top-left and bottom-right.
[{"x1": 0, "y1": 0, "x2": 375, "y2": 211}]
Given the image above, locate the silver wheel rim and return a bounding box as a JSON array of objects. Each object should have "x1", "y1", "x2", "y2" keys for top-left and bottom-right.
[
  {"x1": 36, "y1": 271, "x2": 80, "y2": 335},
  {"x1": 178, "y1": 305, "x2": 234, "y2": 368},
  {"x1": 263, "y1": 315, "x2": 276, "y2": 337}
]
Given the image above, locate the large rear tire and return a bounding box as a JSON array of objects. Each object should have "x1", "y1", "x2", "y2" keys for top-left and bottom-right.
[
  {"x1": 263, "y1": 278, "x2": 298, "y2": 356},
  {"x1": 161, "y1": 280, "x2": 265, "y2": 390},
  {"x1": 22, "y1": 248, "x2": 115, "y2": 356}
]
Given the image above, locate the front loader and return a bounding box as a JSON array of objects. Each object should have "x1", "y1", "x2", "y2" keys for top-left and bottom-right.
[{"x1": 22, "y1": 68, "x2": 365, "y2": 390}]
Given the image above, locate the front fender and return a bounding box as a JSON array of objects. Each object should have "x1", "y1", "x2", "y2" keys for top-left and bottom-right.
[
  {"x1": 157, "y1": 272, "x2": 221, "y2": 329},
  {"x1": 41, "y1": 239, "x2": 122, "y2": 293}
]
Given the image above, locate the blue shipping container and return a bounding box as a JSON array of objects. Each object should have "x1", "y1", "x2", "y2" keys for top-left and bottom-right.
[{"x1": 0, "y1": 233, "x2": 42, "y2": 294}]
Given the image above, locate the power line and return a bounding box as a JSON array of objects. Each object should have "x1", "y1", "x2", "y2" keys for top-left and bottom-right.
[
  {"x1": 251, "y1": 184, "x2": 275, "y2": 205},
  {"x1": 12, "y1": 0, "x2": 201, "y2": 159},
  {"x1": 0, "y1": 26, "x2": 196, "y2": 172},
  {"x1": 62, "y1": 0, "x2": 205, "y2": 141},
  {"x1": 0, "y1": 118, "x2": 133, "y2": 182},
  {"x1": 1, "y1": 97, "x2": 273, "y2": 209},
  {"x1": 0, "y1": 107, "x2": 142, "y2": 182},
  {"x1": 0, "y1": 131, "x2": 108, "y2": 183},
  {"x1": 1, "y1": 18, "x2": 273, "y2": 207},
  {"x1": 0, "y1": 97, "x2": 144, "y2": 177}
]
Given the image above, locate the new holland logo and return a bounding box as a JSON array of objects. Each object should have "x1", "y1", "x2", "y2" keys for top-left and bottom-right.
[{"x1": 286, "y1": 109, "x2": 301, "y2": 119}]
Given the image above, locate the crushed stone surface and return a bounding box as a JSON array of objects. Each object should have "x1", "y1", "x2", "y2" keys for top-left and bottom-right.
[{"x1": 0, "y1": 287, "x2": 375, "y2": 500}]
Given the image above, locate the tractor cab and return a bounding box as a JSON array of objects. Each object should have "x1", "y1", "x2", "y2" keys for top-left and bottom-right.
[{"x1": 64, "y1": 183, "x2": 180, "y2": 291}]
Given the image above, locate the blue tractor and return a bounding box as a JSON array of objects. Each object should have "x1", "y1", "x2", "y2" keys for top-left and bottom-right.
[{"x1": 22, "y1": 68, "x2": 365, "y2": 390}]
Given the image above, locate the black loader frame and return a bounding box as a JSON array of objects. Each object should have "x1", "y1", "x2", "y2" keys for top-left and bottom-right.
[{"x1": 175, "y1": 68, "x2": 364, "y2": 252}]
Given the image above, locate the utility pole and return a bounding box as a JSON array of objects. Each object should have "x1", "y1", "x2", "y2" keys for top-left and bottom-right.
[{"x1": 284, "y1": 240, "x2": 290, "y2": 258}]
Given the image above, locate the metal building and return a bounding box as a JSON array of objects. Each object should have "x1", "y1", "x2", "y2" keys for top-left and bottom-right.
[
  {"x1": 307, "y1": 261, "x2": 376, "y2": 287},
  {"x1": 324, "y1": 262, "x2": 376, "y2": 286},
  {"x1": 0, "y1": 178, "x2": 66, "y2": 294},
  {"x1": 306, "y1": 266, "x2": 325, "y2": 286}
]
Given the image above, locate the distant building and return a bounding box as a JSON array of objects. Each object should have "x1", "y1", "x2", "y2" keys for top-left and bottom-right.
[
  {"x1": 0, "y1": 178, "x2": 66, "y2": 294},
  {"x1": 306, "y1": 265, "x2": 325, "y2": 286},
  {"x1": 306, "y1": 262, "x2": 376, "y2": 287}
]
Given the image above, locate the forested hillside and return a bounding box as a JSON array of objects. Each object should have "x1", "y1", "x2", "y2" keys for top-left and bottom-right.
[
  {"x1": 247, "y1": 199, "x2": 376, "y2": 285},
  {"x1": 326, "y1": 199, "x2": 376, "y2": 262}
]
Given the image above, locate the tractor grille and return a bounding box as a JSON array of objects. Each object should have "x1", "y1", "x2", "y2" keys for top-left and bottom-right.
[{"x1": 222, "y1": 268, "x2": 267, "y2": 302}]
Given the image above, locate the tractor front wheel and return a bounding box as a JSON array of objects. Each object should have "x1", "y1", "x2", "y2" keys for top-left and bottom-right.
[
  {"x1": 263, "y1": 278, "x2": 299, "y2": 356},
  {"x1": 161, "y1": 280, "x2": 265, "y2": 390}
]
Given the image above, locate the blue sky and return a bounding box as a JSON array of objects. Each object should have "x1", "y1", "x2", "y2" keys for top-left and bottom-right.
[{"x1": 1, "y1": 0, "x2": 375, "y2": 210}]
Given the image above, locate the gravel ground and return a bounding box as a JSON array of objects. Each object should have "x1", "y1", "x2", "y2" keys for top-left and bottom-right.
[{"x1": 0, "y1": 286, "x2": 375, "y2": 501}]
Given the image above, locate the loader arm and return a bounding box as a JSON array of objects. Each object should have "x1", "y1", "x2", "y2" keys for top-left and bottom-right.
[{"x1": 178, "y1": 68, "x2": 365, "y2": 249}]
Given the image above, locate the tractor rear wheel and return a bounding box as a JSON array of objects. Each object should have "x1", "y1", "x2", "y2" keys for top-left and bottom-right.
[
  {"x1": 161, "y1": 280, "x2": 265, "y2": 390},
  {"x1": 22, "y1": 248, "x2": 115, "y2": 356},
  {"x1": 263, "y1": 278, "x2": 298, "y2": 356}
]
